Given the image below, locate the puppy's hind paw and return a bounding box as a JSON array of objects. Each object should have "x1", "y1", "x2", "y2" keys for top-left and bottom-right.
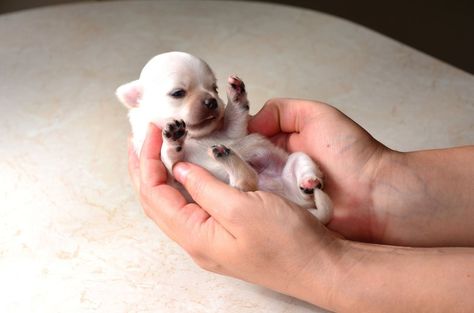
[
  {"x1": 163, "y1": 119, "x2": 187, "y2": 149},
  {"x1": 299, "y1": 177, "x2": 323, "y2": 195},
  {"x1": 227, "y1": 75, "x2": 249, "y2": 110},
  {"x1": 210, "y1": 144, "x2": 231, "y2": 159}
]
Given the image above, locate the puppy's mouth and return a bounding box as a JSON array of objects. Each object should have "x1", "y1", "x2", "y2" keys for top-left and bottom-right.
[{"x1": 186, "y1": 115, "x2": 217, "y2": 130}]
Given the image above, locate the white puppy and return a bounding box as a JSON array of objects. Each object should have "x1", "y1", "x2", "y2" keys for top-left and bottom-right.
[{"x1": 116, "y1": 52, "x2": 333, "y2": 224}]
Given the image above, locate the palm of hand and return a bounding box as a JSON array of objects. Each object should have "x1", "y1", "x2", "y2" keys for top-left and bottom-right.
[{"x1": 250, "y1": 99, "x2": 388, "y2": 242}]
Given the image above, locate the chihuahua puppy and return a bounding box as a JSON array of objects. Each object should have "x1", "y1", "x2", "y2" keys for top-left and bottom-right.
[{"x1": 116, "y1": 52, "x2": 333, "y2": 224}]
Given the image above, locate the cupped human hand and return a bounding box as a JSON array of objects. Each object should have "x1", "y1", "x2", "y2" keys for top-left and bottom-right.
[
  {"x1": 248, "y1": 98, "x2": 390, "y2": 243},
  {"x1": 128, "y1": 124, "x2": 342, "y2": 307}
]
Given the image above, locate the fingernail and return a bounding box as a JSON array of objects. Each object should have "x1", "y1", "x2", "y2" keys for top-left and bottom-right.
[{"x1": 173, "y1": 162, "x2": 191, "y2": 183}]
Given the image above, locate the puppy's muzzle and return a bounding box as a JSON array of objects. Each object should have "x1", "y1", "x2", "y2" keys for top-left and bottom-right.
[{"x1": 203, "y1": 97, "x2": 218, "y2": 111}]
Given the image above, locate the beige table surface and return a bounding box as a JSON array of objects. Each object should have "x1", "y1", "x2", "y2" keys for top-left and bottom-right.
[{"x1": 0, "y1": 1, "x2": 473, "y2": 312}]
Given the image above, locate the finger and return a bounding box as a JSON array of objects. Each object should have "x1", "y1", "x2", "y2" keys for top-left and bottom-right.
[
  {"x1": 248, "y1": 98, "x2": 329, "y2": 136},
  {"x1": 138, "y1": 123, "x2": 186, "y2": 227},
  {"x1": 144, "y1": 184, "x2": 196, "y2": 232},
  {"x1": 143, "y1": 184, "x2": 226, "y2": 254},
  {"x1": 136, "y1": 125, "x2": 212, "y2": 241},
  {"x1": 173, "y1": 162, "x2": 246, "y2": 225},
  {"x1": 248, "y1": 98, "x2": 301, "y2": 136},
  {"x1": 134, "y1": 124, "x2": 236, "y2": 259},
  {"x1": 140, "y1": 168, "x2": 234, "y2": 258},
  {"x1": 128, "y1": 137, "x2": 140, "y2": 193},
  {"x1": 139, "y1": 123, "x2": 167, "y2": 188},
  {"x1": 138, "y1": 123, "x2": 186, "y2": 225}
]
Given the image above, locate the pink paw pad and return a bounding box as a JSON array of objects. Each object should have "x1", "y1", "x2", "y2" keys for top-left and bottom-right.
[
  {"x1": 210, "y1": 144, "x2": 231, "y2": 159},
  {"x1": 228, "y1": 75, "x2": 246, "y2": 96},
  {"x1": 299, "y1": 178, "x2": 323, "y2": 194}
]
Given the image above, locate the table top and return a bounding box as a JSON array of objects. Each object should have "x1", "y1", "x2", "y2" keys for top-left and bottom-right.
[{"x1": 0, "y1": 1, "x2": 472, "y2": 312}]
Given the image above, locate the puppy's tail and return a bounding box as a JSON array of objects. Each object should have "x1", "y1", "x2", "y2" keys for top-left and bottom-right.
[{"x1": 312, "y1": 189, "x2": 333, "y2": 224}]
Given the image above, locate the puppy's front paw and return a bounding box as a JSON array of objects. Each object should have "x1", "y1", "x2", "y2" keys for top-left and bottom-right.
[
  {"x1": 227, "y1": 75, "x2": 249, "y2": 110},
  {"x1": 163, "y1": 120, "x2": 187, "y2": 151},
  {"x1": 299, "y1": 177, "x2": 323, "y2": 195}
]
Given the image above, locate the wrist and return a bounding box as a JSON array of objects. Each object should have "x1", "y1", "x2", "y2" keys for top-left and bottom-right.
[
  {"x1": 368, "y1": 146, "x2": 405, "y2": 203},
  {"x1": 370, "y1": 146, "x2": 474, "y2": 246},
  {"x1": 321, "y1": 239, "x2": 474, "y2": 313},
  {"x1": 367, "y1": 148, "x2": 411, "y2": 242},
  {"x1": 283, "y1": 233, "x2": 348, "y2": 311}
]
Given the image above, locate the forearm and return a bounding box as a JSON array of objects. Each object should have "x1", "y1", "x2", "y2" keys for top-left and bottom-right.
[
  {"x1": 326, "y1": 240, "x2": 474, "y2": 313},
  {"x1": 373, "y1": 145, "x2": 474, "y2": 246}
]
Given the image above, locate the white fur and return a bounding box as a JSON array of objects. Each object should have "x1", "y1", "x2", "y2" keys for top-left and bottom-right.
[{"x1": 116, "y1": 52, "x2": 333, "y2": 224}]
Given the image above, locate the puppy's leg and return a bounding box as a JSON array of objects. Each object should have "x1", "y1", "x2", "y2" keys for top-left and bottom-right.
[
  {"x1": 208, "y1": 144, "x2": 258, "y2": 192},
  {"x1": 161, "y1": 120, "x2": 187, "y2": 173},
  {"x1": 281, "y1": 152, "x2": 333, "y2": 224},
  {"x1": 223, "y1": 75, "x2": 250, "y2": 138}
]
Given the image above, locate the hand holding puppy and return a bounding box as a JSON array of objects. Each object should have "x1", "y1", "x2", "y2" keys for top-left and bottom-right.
[
  {"x1": 248, "y1": 98, "x2": 387, "y2": 242},
  {"x1": 128, "y1": 98, "x2": 474, "y2": 312},
  {"x1": 128, "y1": 122, "x2": 342, "y2": 308},
  {"x1": 252, "y1": 99, "x2": 474, "y2": 247}
]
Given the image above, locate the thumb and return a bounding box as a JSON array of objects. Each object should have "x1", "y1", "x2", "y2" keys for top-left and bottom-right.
[
  {"x1": 248, "y1": 99, "x2": 282, "y2": 136},
  {"x1": 173, "y1": 162, "x2": 245, "y2": 220}
]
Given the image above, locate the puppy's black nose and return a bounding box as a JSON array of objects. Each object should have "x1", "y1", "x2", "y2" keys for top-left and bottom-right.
[{"x1": 203, "y1": 98, "x2": 218, "y2": 110}]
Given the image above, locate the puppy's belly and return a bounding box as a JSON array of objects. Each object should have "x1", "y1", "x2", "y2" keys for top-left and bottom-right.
[
  {"x1": 183, "y1": 133, "x2": 289, "y2": 187},
  {"x1": 180, "y1": 134, "x2": 316, "y2": 210},
  {"x1": 182, "y1": 137, "x2": 233, "y2": 182}
]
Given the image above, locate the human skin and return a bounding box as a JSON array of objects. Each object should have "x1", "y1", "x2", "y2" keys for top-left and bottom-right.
[
  {"x1": 128, "y1": 98, "x2": 474, "y2": 312},
  {"x1": 248, "y1": 99, "x2": 474, "y2": 247}
]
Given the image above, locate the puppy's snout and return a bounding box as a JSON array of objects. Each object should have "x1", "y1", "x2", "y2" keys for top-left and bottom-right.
[{"x1": 203, "y1": 97, "x2": 218, "y2": 110}]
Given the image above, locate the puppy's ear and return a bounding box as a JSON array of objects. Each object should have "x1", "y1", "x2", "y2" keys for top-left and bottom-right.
[{"x1": 115, "y1": 80, "x2": 142, "y2": 108}]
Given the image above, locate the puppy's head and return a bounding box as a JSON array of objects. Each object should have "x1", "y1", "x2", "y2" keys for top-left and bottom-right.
[{"x1": 116, "y1": 51, "x2": 225, "y2": 138}]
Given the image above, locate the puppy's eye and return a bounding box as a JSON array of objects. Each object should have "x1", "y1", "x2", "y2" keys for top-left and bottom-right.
[
  {"x1": 212, "y1": 84, "x2": 218, "y2": 93},
  {"x1": 169, "y1": 89, "x2": 186, "y2": 99}
]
